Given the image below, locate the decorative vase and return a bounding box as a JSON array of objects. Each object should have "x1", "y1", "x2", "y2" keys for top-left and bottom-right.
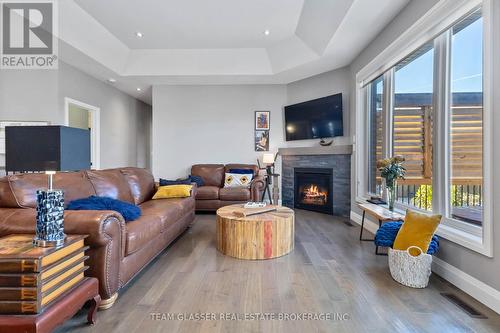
[{"x1": 387, "y1": 185, "x2": 396, "y2": 211}]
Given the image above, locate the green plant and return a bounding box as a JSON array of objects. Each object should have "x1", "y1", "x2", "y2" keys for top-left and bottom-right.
[
  {"x1": 377, "y1": 155, "x2": 406, "y2": 188},
  {"x1": 412, "y1": 185, "x2": 433, "y2": 210},
  {"x1": 410, "y1": 184, "x2": 482, "y2": 210}
]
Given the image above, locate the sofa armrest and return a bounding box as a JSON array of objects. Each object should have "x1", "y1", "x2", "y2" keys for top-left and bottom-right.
[
  {"x1": 0, "y1": 208, "x2": 125, "y2": 300},
  {"x1": 63, "y1": 210, "x2": 126, "y2": 253},
  {"x1": 250, "y1": 175, "x2": 266, "y2": 201}
]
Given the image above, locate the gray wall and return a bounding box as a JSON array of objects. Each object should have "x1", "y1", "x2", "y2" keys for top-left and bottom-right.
[
  {"x1": 0, "y1": 61, "x2": 152, "y2": 171},
  {"x1": 287, "y1": 67, "x2": 351, "y2": 138},
  {"x1": 152, "y1": 85, "x2": 287, "y2": 179},
  {"x1": 349, "y1": 0, "x2": 500, "y2": 291},
  {"x1": 151, "y1": 69, "x2": 352, "y2": 180}
]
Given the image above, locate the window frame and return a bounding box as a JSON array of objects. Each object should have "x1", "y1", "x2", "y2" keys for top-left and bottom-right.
[{"x1": 355, "y1": 0, "x2": 493, "y2": 257}]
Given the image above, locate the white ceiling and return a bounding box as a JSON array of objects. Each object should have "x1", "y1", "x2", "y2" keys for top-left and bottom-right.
[
  {"x1": 74, "y1": 0, "x2": 305, "y2": 49},
  {"x1": 58, "y1": 0, "x2": 411, "y2": 104}
]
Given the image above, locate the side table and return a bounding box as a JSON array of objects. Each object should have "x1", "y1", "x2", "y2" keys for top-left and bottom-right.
[{"x1": 0, "y1": 277, "x2": 101, "y2": 333}]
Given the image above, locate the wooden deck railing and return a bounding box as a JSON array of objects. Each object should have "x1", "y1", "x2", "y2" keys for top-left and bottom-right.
[{"x1": 374, "y1": 103, "x2": 483, "y2": 224}]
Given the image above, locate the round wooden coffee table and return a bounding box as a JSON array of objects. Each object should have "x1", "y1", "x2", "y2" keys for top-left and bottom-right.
[{"x1": 216, "y1": 204, "x2": 294, "y2": 260}]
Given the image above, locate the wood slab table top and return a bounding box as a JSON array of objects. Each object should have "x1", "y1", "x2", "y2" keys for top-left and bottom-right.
[{"x1": 358, "y1": 203, "x2": 405, "y2": 222}]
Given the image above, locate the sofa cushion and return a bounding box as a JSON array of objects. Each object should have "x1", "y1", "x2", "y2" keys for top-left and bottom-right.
[
  {"x1": 195, "y1": 199, "x2": 221, "y2": 211},
  {"x1": 120, "y1": 168, "x2": 155, "y2": 205},
  {"x1": 191, "y1": 164, "x2": 224, "y2": 187},
  {"x1": 125, "y1": 214, "x2": 163, "y2": 255},
  {"x1": 219, "y1": 187, "x2": 251, "y2": 201},
  {"x1": 139, "y1": 197, "x2": 195, "y2": 229},
  {"x1": 196, "y1": 186, "x2": 219, "y2": 200},
  {"x1": 86, "y1": 169, "x2": 135, "y2": 203},
  {"x1": 0, "y1": 177, "x2": 22, "y2": 208},
  {"x1": 7, "y1": 171, "x2": 95, "y2": 208}
]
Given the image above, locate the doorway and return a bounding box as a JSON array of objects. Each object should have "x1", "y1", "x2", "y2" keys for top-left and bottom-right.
[{"x1": 64, "y1": 98, "x2": 100, "y2": 169}]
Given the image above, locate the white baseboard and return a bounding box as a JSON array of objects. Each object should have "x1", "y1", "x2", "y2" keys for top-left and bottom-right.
[
  {"x1": 350, "y1": 210, "x2": 500, "y2": 315},
  {"x1": 432, "y1": 256, "x2": 500, "y2": 314}
]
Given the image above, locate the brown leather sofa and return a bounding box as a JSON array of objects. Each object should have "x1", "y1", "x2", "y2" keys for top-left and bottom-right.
[
  {"x1": 191, "y1": 164, "x2": 265, "y2": 211},
  {"x1": 0, "y1": 167, "x2": 195, "y2": 309}
]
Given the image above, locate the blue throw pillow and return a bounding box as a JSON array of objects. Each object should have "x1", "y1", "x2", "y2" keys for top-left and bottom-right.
[
  {"x1": 159, "y1": 178, "x2": 191, "y2": 186},
  {"x1": 67, "y1": 196, "x2": 141, "y2": 222},
  {"x1": 188, "y1": 175, "x2": 205, "y2": 187},
  {"x1": 228, "y1": 168, "x2": 254, "y2": 175}
]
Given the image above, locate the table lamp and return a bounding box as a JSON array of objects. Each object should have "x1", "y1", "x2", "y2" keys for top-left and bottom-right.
[
  {"x1": 5, "y1": 125, "x2": 91, "y2": 247},
  {"x1": 263, "y1": 153, "x2": 275, "y2": 175}
]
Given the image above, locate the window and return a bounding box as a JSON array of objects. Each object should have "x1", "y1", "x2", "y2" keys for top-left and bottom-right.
[
  {"x1": 394, "y1": 43, "x2": 434, "y2": 211},
  {"x1": 358, "y1": 4, "x2": 492, "y2": 255},
  {"x1": 362, "y1": 10, "x2": 485, "y2": 224},
  {"x1": 449, "y1": 11, "x2": 483, "y2": 225},
  {"x1": 367, "y1": 76, "x2": 383, "y2": 195}
]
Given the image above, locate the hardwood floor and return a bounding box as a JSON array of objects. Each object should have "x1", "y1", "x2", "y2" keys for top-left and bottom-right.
[{"x1": 57, "y1": 210, "x2": 500, "y2": 333}]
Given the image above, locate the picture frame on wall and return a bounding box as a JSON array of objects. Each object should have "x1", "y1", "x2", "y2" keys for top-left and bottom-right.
[
  {"x1": 255, "y1": 130, "x2": 269, "y2": 151},
  {"x1": 255, "y1": 111, "x2": 270, "y2": 130}
]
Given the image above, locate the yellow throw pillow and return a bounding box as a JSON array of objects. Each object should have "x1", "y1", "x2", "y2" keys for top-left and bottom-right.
[
  {"x1": 152, "y1": 185, "x2": 193, "y2": 199},
  {"x1": 393, "y1": 209, "x2": 442, "y2": 253}
]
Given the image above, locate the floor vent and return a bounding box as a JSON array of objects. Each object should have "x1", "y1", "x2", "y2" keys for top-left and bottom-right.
[{"x1": 441, "y1": 293, "x2": 487, "y2": 319}]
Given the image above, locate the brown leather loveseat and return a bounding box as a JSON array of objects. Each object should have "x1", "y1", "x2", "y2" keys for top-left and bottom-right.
[
  {"x1": 191, "y1": 164, "x2": 265, "y2": 211},
  {"x1": 0, "y1": 167, "x2": 195, "y2": 308}
]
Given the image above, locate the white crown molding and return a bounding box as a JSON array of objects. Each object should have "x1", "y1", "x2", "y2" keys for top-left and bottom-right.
[{"x1": 58, "y1": 0, "x2": 129, "y2": 74}]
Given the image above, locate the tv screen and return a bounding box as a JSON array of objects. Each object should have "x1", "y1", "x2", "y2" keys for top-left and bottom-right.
[{"x1": 284, "y1": 93, "x2": 343, "y2": 141}]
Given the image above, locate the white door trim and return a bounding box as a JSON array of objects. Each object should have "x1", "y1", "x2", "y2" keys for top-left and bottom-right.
[{"x1": 64, "y1": 97, "x2": 100, "y2": 170}]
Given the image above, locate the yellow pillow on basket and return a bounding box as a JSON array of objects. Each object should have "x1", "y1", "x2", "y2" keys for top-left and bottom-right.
[
  {"x1": 393, "y1": 209, "x2": 442, "y2": 253},
  {"x1": 152, "y1": 185, "x2": 192, "y2": 199}
]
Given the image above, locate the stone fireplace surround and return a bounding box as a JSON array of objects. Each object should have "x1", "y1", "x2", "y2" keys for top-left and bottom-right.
[{"x1": 279, "y1": 145, "x2": 352, "y2": 217}]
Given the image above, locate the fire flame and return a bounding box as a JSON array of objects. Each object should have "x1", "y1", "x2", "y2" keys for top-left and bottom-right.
[{"x1": 304, "y1": 184, "x2": 327, "y2": 198}]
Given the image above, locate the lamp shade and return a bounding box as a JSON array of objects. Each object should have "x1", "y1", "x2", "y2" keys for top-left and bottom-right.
[
  {"x1": 5, "y1": 126, "x2": 91, "y2": 172},
  {"x1": 263, "y1": 153, "x2": 275, "y2": 164}
]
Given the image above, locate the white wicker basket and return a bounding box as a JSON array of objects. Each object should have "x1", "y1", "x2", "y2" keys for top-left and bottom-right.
[{"x1": 388, "y1": 246, "x2": 432, "y2": 288}]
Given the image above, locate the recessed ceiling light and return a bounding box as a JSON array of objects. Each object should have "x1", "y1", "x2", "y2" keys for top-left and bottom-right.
[
  {"x1": 135, "y1": 31, "x2": 143, "y2": 38},
  {"x1": 136, "y1": 88, "x2": 142, "y2": 92},
  {"x1": 263, "y1": 29, "x2": 270, "y2": 36},
  {"x1": 108, "y1": 78, "x2": 116, "y2": 83}
]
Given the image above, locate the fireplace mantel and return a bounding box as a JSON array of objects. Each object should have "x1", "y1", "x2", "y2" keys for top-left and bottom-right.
[{"x1": 278, "y1": 144, "x2": 352, "y2": 156}]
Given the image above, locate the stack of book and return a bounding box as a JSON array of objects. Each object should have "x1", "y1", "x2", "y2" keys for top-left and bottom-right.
[{"x1": 0, "y1": 234, "x2": 88, "y2": 314}]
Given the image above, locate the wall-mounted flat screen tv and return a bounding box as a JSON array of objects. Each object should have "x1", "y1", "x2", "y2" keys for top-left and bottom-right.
[{"x1": 284, "y1": 93, "x2": 343, "y2": 141}]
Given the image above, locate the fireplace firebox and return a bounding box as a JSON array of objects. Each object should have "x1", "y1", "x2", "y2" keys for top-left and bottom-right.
[{"x1": 294, "y1": 168, "x2": 333, "y2": 214}]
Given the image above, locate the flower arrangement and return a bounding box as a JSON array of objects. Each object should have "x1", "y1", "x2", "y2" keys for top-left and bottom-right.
[{"x1": 377, "y1": 155, "x2": 406, "y2": 211}]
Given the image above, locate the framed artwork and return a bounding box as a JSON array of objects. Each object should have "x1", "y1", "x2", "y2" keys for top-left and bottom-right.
[
  {"x1": 255, "y1": 111, "x2": 270, "y2": 130},
  {"x1": 254, "y1": 130, "x2": 269, "y2": 151}
]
